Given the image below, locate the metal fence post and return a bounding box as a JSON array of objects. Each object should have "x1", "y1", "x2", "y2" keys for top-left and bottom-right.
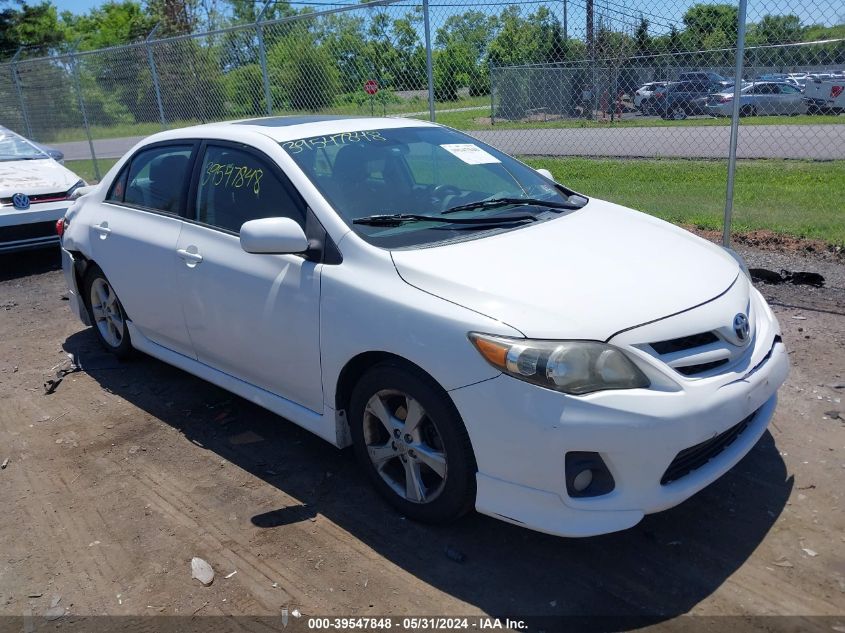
[
  {"x1": 422, "y1": 0, "x2": 435, "y2": 122},
  {"x1": 256, "y1": 25, "x2": 273, "y2": 116},
  {"x1": 146, "y1": 24, "x2": 167, "y2": 128},
  {"x1": 256, "y1": 0, "x2": 274, "y2": 116},
  {"x1": 69, "y1": 48, "x2": 100, "y2": 181},
  {"x1": 10, "y1": 48, "x2": 33, "y2": 139},
  {"x1": 722, "y1": 0, "x2": 748, "y2": 248}
]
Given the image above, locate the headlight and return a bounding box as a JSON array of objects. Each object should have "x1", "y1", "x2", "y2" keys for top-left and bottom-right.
[
  {"x1": 723, "y1": 246, "x2": 750, "y2": 279},
  {"x1": 468, "y1": 333, "x2": 650, "y2": 395},
  {"x1": 66, "y1": 179, "x2": 87, "y2": 199}
]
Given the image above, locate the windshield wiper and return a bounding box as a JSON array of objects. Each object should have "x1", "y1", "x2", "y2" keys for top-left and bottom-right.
[
  {"x1": 442, "y1": 196, "x2": 583, "y2": 215},
  {"x1": 352, "y1": 213, "x2": 538, "y2": 227}
]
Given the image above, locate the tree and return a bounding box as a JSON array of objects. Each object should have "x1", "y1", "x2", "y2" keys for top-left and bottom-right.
[
  {"x1": 750, "y1": 14, "x2": 803, "y2": 45},
  {"x1": 682, "y1": 3, "x2": 738, "y2": 49},
  {"x1": 62, "y1": 1, "x2": 155, "y2": 50},
  {"x1": 634, "y1": 16, "x2": 651, "y2": 58},
  {"x1": 0, "y1": 2, "x2": 65, "y2": 53},
  {"x1": 269, "y1": 30, "x2": 339, "y2": 111}
]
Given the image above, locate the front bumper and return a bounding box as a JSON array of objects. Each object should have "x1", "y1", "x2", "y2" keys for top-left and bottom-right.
[
  {"x1": 450, "y1": 289, "x2": 789, "y2": 538},
  {"x1": 0, "y1": 202, "x2": 67, "y2": 253}
]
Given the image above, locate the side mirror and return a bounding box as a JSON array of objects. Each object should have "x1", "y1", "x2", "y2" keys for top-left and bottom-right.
[
  {"x1": 240, "y1": 217, "x2": 308, "y2": 255},
  {"x1": 536, "y1": 168, "x2": 554, "y2": 181}
]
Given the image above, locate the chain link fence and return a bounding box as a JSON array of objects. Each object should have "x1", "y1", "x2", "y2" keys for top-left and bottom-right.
[{"x1": 0, "y1": 0, "x2": 842, "y2": 244}]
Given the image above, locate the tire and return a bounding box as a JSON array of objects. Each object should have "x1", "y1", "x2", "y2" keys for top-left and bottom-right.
[
  {"x1": 348, "y1": 362, "x2": 476, "y2": 524},
  {"x1": 669, "y1": 105, "x2": 687, "y2": 120},
  {"x1": 739, "y1": 105, "x2": 756, "y2": 117},
  {"x1": 83, "y1": 264, "x2": 132, "y2": 358}
]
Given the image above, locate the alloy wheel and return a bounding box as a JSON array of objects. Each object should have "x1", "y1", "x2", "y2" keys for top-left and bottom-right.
[
  {"x1": 362, "y1": 389, "x2": 448, "y2": 504},
  {"x1": 90, "y1": 277, "x2": 124, "y2": 348}
]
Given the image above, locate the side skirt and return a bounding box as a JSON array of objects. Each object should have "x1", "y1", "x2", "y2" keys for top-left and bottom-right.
[{"x1": 126, "y1": 321, "x2": 343, "y2": 447}]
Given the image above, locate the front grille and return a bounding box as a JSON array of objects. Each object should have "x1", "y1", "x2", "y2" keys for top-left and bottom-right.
[
  {"x1": 651, "y1": 332, "x2": 718, "y2": 355},
  {"x1": 660, "y1": 412, "x2": 755, "y2": 485},
  {"x1": 0, "y1": 221, "x2": 56, "y2": 243},
  {"x1": 676, "y1": 359, "x2": 729, "y2": 376},
  {"x1": 1, "y1": 191, "x2": 67, "y2": 205}
]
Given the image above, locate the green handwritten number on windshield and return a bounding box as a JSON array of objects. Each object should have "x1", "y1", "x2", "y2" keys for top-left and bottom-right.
[
  {"x1": 202, "y1": 162, "x2": 264, "y2": 196},
  {"x1": 281, "y1": 130, "x2": 387, "y2": 154}
]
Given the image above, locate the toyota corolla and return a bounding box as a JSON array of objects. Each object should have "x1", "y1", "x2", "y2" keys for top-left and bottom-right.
[{"x1": 59, "y1": 116, "x2": 788, "y2": 537}]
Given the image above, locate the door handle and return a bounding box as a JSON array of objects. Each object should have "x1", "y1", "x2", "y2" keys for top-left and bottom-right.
[
  {"x1": 94, "y1": 222, "x2": 111, "y2": 238},
  {"x1": 176, "y1": 248, "x2": 203, "y2": 264}
]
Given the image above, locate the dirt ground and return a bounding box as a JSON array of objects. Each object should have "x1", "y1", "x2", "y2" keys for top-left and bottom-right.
[{"x1": 0, "y1": 244, "x2": 843, "y2": 631}]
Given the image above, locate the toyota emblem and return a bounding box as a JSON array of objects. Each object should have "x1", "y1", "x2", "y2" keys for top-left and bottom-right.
[{"x1": 733, "y1": 313, "x2": 750, "y2": 342}]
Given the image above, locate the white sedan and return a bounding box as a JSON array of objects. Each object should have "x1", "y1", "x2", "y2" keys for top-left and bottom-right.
[
  {"x1": 0, "y1": 127, "x2": 86, "y2": 253},
  {"x1": 59, "y1": 116, "x2": 788, "y2": 537}
]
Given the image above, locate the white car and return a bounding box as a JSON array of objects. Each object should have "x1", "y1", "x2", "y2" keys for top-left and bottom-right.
[
  {"x1": 59, "y1": 116, "x2": 789, "y2": 537},
  {"x1": 634, "y1": 82, "x2": 667, "y2": 110},
  {"x1": 0, "y1": 127, "x2": 85, "y2": 253}
]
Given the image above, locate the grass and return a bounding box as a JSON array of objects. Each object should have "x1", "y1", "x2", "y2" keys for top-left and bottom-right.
[
  {"x1": 46, "y1": 95, "x2": 842, "y2": 142},
  {"x1": 47, "y1": 96, "x2": 492, "y2": 143},
  {"x1": 66, "y1": 155, "x2": 844, "y2": 247},
  {"x1": 429, "y1": 109, "x2": 845, "y2": 131},
  {"x1": 522, "y1": 157, "x2": 845, "y2": 246},
  {"x1": 66, "y1": 158, "x2": 118, "y2": 183}
]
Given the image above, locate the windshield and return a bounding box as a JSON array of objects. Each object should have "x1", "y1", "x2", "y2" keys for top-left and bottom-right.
[
  {"x1": 281, "y1": 126, "x2": 584, "y2": 248},
  {"x1": 0, "y1": 130, "x2": 48, "y2": 161}
]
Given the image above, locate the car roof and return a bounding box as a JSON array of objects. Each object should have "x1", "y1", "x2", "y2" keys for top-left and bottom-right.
[{"x1": 146, "y1": 115, "x2": 437, "y2": 144}]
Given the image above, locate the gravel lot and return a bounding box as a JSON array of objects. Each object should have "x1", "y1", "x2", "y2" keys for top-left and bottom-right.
[{"x1": 0, "y1": 245, "x2": 843, "y2": 630}]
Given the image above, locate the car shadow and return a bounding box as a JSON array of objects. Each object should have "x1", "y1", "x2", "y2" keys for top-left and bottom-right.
[
  {"x1": 0, "y1": 248, "x2": 61, "y2": 282},
  {"x1": 64, "y1": 329, "x2": 792, "y2": 624}
]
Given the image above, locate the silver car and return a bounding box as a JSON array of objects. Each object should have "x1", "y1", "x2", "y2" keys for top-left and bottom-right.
[{"x1": 706, "y1": 81, "x2": 807, "y2": 117}]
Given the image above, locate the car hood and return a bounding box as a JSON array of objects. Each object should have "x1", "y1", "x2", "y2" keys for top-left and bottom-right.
[
  {"x1": 390, "y1": 199, "x2": 740, "y2": 340},
  {"x1": 0, "y1": 159, "x2": 81, "y2": 197}
]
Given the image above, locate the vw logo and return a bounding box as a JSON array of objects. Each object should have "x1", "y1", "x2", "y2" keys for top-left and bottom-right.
[
  {"x1": 733, "y1": 313, "x2": 750, "y2": 343},
  {"x1": 11, "y1": 193, "x2": 30, "y2": 210}
]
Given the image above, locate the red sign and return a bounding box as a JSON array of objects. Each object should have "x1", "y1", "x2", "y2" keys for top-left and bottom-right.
[{"x1": 364, "y1": 79, "x2": 379, "y2": 95}]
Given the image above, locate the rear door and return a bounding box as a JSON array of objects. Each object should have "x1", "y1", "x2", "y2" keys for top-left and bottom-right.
[
  {"x1": 175, "y1": 141, "x2": 323, "y2": 411},
  {"x1": 775, "y1": 83, "x2": 805, "y2": 113},
  {"x1": 88, "y1": 142, "x2": 197, "y2": 357}
]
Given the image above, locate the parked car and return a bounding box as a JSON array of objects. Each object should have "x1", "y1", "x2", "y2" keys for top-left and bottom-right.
[
  {"x1": 59, "y1": 116, "x2": 788, "y2": 537},
  {"x1": 677, "y1": 71, "x2": 727, "y2": 83},
  {"x1": 803, "y1": 75, "x2": 845, "y2": 114},
  {"x1": 0, "y1": 126, "x2": 85, "y2": 253},
  {"x1": 634, "y1": 81, "x2": 667, "y2": 112},
  {"x1": 654, "y1": 80, "x2": 722, "y2": 119},
  {"x1": 707, "y1": 81, "x2": 807, "y2": 117}
]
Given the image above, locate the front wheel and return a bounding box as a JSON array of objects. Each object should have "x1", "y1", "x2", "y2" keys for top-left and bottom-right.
[
  {"x1": 349, "y1": 363, "x2": 476, "y2": 523},
  {"x1": 84, "y1": 265, "x2": 132, "y2": 358},
  {"x1": 669, "y1": 105, "x2": 687, "y2": 120}
]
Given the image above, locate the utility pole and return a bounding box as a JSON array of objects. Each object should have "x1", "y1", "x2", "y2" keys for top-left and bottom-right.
[
  {"x1": 586, "y1": 0, "x2": 594, "y2": 55},
  {"x1": 563, "y1": 0, "x2": 568, "y2": 41}
]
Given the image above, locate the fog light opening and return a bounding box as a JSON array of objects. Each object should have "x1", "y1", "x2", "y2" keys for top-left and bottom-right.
[
  {"x1": 565, "y1": 451, "x2": 615, "y2": 498},
  {"x1": 572, "y1": 468, "x2": 593, "y2": 492}
]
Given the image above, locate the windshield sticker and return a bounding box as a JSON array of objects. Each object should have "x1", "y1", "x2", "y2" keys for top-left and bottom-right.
[
  {"x1": 440, "y1": 144, "x2": 501, "y2": 165},
  {"x1": 202, "y1": 162, "x2": 263, "y2": 195},
  {"x1": 282, "y1": 130, "x2": 387, "y2": 154}
]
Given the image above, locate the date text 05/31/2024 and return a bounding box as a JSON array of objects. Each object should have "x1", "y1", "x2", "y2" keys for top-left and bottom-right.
[{"x1": 305, "y1": 617, "x2": 528, "y2": 630}]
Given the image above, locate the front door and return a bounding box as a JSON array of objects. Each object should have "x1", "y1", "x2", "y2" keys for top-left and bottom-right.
[{"x1": 175, "y1": 142, "x2": 323, "y2": 412}]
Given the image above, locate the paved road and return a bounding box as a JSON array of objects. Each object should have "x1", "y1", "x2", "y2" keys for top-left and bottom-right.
[{"x1": 56, "y1": 123, "x2": 845, "y2": 161}]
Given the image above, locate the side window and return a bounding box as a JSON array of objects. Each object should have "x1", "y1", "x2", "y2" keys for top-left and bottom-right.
[
  {"x1": 195, "y1": 145, "x2": 304, "y2": 234},
  {"x1": 124, "y1": 145, "x2": 193, "y2": 214},
  {"x1": 106, "y1": 164, "x2": 129, "y2": 202},
  {"x1": 780, "y1": 84, "x2": 799, "y2": 94}
]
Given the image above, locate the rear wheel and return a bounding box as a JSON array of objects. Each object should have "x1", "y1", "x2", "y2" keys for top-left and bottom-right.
[
  {"x1": 349, "y1": 362, "x2": 476, "y2": 524},
  {"x1": 739, "y1": 105, "x2": 756, "y2": 117},
  {"x1": 83, "y1": 265, "x2": 132, "y2": 358},
  {"x1": 669, "y1": 105, "x2": 687, "y2": 120}
]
